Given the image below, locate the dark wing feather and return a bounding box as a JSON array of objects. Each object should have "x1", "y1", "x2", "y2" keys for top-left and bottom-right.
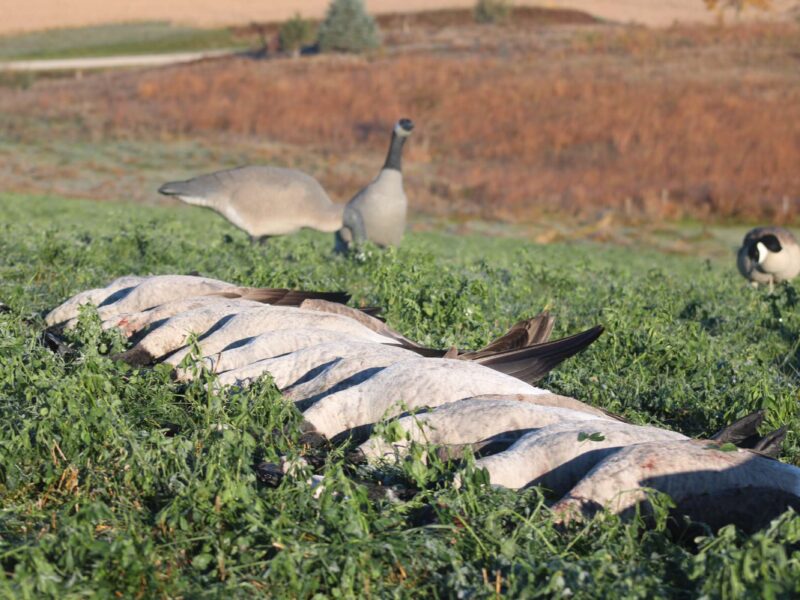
[{"x1": 475, "y1": 325, "x2": 604, "y2": 385}]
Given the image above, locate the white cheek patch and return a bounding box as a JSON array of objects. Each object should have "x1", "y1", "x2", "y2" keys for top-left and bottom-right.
[
  {"x1": 756, "y1": 242, "x2": 768, "y2": 264},
  {"x1": 394, "y1": 123, "x2": 413, "y2": 137}
]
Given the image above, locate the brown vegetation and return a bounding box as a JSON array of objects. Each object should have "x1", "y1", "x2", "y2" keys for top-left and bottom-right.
[{"x1": 3, "y1": 18, "x2": 800, "y2": 223}]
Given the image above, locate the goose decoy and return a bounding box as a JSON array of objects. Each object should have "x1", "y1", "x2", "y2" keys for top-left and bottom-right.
[
  {"x1": 336, "y1": 119, "x2": 414, "y2": 250},
  {"x1": 158, "y1": 166, "x2": 345, "y2": 243},
  {"x1": 737, "y1": 226, "x2": 800, "y2": 289}
]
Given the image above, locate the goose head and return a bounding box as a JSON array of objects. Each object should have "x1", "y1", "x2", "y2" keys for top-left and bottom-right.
[
  {"x1": 395, "y1": 118, "x2": 414, "y2": 138},
  {"x1": 748, "y1": 233, "x2": 782, "y2": 266}
]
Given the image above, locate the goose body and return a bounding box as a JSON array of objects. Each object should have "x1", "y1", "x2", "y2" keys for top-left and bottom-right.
[
  {"x1": 357, "y1": 398, "x2": 610, "y2": 463},
  {"x1": 163, "y1": 306, "x2": 400, "y2": 367},
  {"x1": 189, "y1": 330, "x2": 366, "y2": 378},
  {"x1": 106, "y1": 289, "x2": 351, "y2": 339},
  {"x1": 102, "y1": 296, "x2": 263, "y2": 336},
  {"x1": 466, "y1": 393, "x2": 623, "y2": 421},
  {"x1": 45, "y1": 275, "x2": 149, "y2": 327},
  {"x1": 737, "y1": 226, "x2": 800, "y2": 286},
  {"x1": 118, "y1": 303, "x2": 268, "y2": 365},
  {"x1": 75, "y1": 275, "x2": 237, "y2": 325},
  {"x1": 337, "y1": 119, "x2": 413, "y2": 249},
  {"x1": 215, "y1": 340, "x2": 417, "y2": 391},
  {"x1": 553, "y1": 440, "x2": 800, "y2": 521},
  {"x1": 281, "y1": 343, "x2": 423, "y2": 407},
  {"x1": 474, "y1": 420, "x2": 686, "y2": 495},
  {"x1": 300, "y1": 358, "x2": 550, "y2": 442},
  {"x1": 159, "y1": 166, "x2": 344, "y2": 241}
]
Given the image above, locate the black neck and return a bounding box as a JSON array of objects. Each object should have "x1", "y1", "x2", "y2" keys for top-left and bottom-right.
[{"x1": 383, "y1": 131, "x2": 407, "y2": 172}]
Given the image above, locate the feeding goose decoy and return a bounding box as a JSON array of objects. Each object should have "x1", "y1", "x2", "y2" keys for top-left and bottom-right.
[
  {"x1": 336, "y1": 119, "x2": 414, "y2": 250},
  {"x1": 158, "y1": 166, "x2": 344, "y2": 243},
  {"x1": 737, "y1": 226, "x2": 800, "y2": 289}
]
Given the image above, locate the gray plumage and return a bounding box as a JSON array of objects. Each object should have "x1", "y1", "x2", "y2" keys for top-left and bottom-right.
[
  {"x1": 336, "y1": 119, "x2": 413, "y2": 249},
  {"x1": 553, "y1": 440, "x2": 800, "y2": 523},
  {"x1": 159, "y1": 166, "x2": 344, "y2": 241},
  {"x1": 737, "y1": 226, "x2": 800, "y2": 287}
]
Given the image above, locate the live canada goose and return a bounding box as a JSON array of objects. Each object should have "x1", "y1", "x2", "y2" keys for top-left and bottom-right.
[
  {"x1": 300, "y1": 358, "x2": 552, "y2": 442},
  {"x1": 737, "y1": 226, "x2": 800, "y2": 289},
  {"x1": 158, "y1": 166, "x2": 344, "y2": 242},
  {"x1": 470, "y1": 420, "x2": 686, "y2": 495},
  {"x1": 336, "y1": 119, "x2": 414, "y2": 250},
  {"x1": 552, "y1": 440, "x2": 800, "y2": 523}
]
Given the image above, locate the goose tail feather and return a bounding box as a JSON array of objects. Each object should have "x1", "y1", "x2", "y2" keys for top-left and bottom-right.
[{"x1": 476, "y1": 325, "x2": 604, "y2": 385}]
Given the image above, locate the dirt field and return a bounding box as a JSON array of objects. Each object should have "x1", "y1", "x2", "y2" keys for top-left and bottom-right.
[
  {"x1": 2, "y1": 14, "x2": 799, "y2": 225},
  {"x1": 3, "y1": 0, "x2": 796, "y2": 34}
]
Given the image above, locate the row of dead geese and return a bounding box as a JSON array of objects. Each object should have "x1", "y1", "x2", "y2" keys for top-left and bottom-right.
[{"x1": 45, "y1": 274, "x2": 800, "y2": 532}]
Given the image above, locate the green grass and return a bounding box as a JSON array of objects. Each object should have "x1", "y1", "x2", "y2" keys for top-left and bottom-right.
[
  {"x1": 1, "y1": 193, "x2": 800, "y2": 597},
  {"x1": 0, "y1": 22, "x2": 249, "y2": 61}
]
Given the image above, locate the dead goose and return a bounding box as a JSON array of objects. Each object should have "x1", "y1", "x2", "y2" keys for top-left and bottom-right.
[
  {"x1": 283, "y1": 322, "x2": 600, "y2": 406},
  {"x1": 102, "y1": 289, "x2": 350, "y2": 338},
  {"x1": 472, "y1": 420, "x2": 686, "y2": 496},
  {"x1": 281, "y1": 343, "x2": 429, "y2": 407},
  {"x1": 54, "y1": 274, "x2": 349, "y2": 330},
  {"x1": 102, "y1": 296, "x2": 263, "y2": 337},
  {"x1": 45, "y1": 275, "x2": 149, "y2": 327},
  {"x1": 336, "y1": 119, "x2": 413, "y2": 250},
  {"x1": 214, "y1": 340, "x2": 419, "y2": 391},
  {"x1": 116, "y1": 302, "x2": 271, "y2": 365},
  {"x1": 158, "y1": 166, "x2": 344, "y2": 243},
  {"x1": 356, "y1": 398, "x2": 613, "y2": 463},
  {"x1": 737, "y1": 226, "x2": 800, "y2": 288},
  {"x1": 552, "y1": 440, "x2": 800, "y2": 523},
  {"x1": 300, "y1": 358, "x2": 552, "y2": 442},
  {"x1": 160, "y1": 306, "x2": 400, "y2": 367}
]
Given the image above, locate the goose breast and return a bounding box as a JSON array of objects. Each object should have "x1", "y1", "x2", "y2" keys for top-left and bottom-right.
[
  {"x1": 474, "y1": 420, "x2": 686, "y2": 495},
  {"x1": 553, "y1": 440, "x2": 800, "y2": 520},
  {"x1": 301, "y1": 358, "x2": 550, "y2": 441},
  {"x1": 357, "y1": 398, "x2": 610, "y2": 463}
]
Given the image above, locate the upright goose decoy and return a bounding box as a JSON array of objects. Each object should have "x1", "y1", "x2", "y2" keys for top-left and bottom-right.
[
  {"x1": 158, "y1": 166, "x2": 344, "y2": 242},
  {"x1": 336, "y1": 119, "x2": 414, "y2": 250},
  {"x1": 737, "y1": 226, "x2": 800, "y2": 289}
]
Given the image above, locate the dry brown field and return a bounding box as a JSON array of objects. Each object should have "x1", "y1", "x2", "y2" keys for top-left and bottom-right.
[
  {"x1": 2, "y1": 0, "x2": 796, "y2": 33},
  {"x1": 2, "y1": 10, "x2": 800, "y2": 225}
]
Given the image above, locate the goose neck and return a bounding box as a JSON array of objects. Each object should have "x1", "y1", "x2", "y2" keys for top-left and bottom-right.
[{"x1": 383, "y1": 131, "x2": 408, "y2": 172}]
